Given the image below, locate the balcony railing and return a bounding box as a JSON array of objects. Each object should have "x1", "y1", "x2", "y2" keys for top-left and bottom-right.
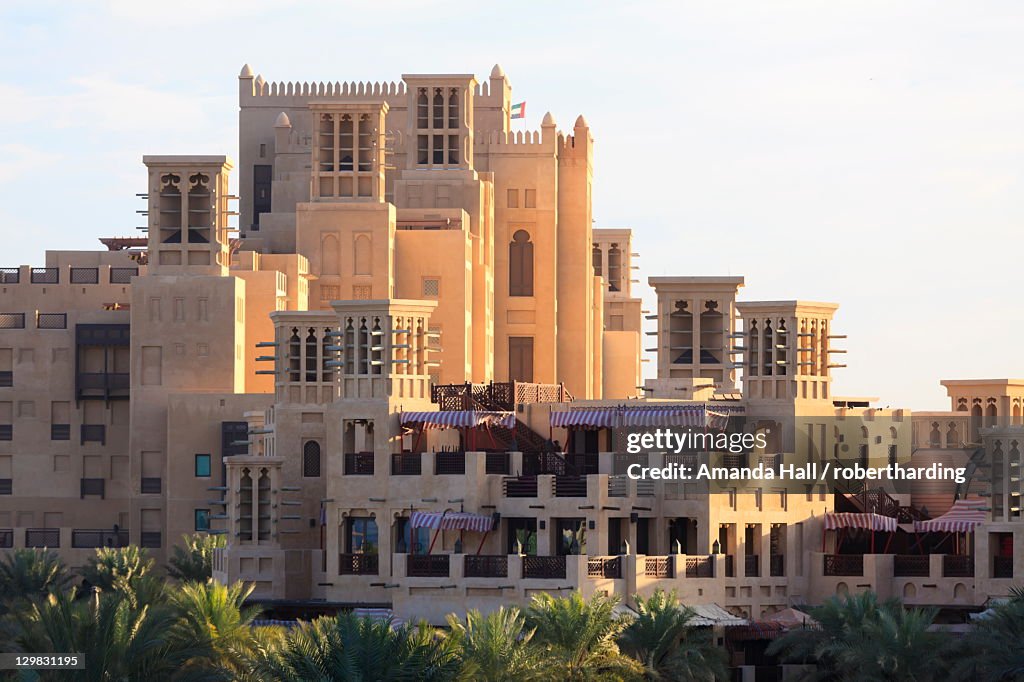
[
  {"x1": 37, "y1": 313, "x2": 67, "y2": 329},
  {"x1": 70, "y1": 267, "x2": 99, "y2": 284},
  {"x1": 523, "y1": 555, "x2": 566, "y2": 579},
  {"x1": 81, "y1": 424, "x2": 106, "y2": 445},
  {"x1": 894, "y1": 555, "x2": 930, "y2": 577},
  {"x1": 339, "y1": 553, "x2": 379, "y2": 575},
  {"x1": 645, "y1": 556, "x2": 674, "y2": 578},
  {"x1": 0, "y1": 268, "x2": 19, "y2": 284},
  {"x1": 0, "y1": 529, "x2": 11, "y2": 548},
  {"x1": 994, "y1": 556, "x2": 1014, "y2": 579},
  {"x1": 80, "y1": 478, "x2": 105, "y2": 499},
  {"x1": 553, "y1": 475, "x2": 588, "y2": 497},
  {"x1": 464, "y1": 554, "x2": 508, "y2": 578},
  {"x1": 407, "y1": 554, "x2": 450, "y2": 577},
  {"x1": 391, "y1": 453, "x2": 421, "y2": 475},
  {"x1": 140, "y1": 532, "x2": 161, "y2": 548},
  {"x1": 587, "y1": 556, "x2": 622, "y2": 579},
  {"x1": 344, "y1": 452, "x2": 374, "y2": 475},
  {"x1": 0, "y1": 425, "x2": 11, "y2": 441},
  {"x1": 0, "y1": 479, "x2": 11, "y2": 495},
  {"x1": 0, "y1": 313, "x2": 25, "y2": 330},
  {"x1": 109, "y1": 267, "x2": 138, "y2": 284},
  {"x1": 485, "y1": 452, "x2": 510, "y2": 475},
  {"x1": 770, "y1": 554, "x2": 785, "y2": 577},
  {"x1": 140, "y1": 477, "x2": 161, "y2": 494},
  {"x1": 943, "y1": 554, "x2": 974, "y2": 578},
  {"x1": 51, "y1": 424, "x2": 70, "y2": 441},
  {"x1": 503, "y1": 476, "x2": 538, "y2": 498},
  {"x1": 523, "y1": 452, "x2": 568, "y2": 476},
  {"x1": 686, "y1": 556, "x2": 714, "y2": 578},
  {"x1": 744, "y1": 555, "x2": 760, "y2": 577},
  {"x1": 72, "y1": 529, "x2": 129, "y2": 548},
  {"x1": 608, "y1": 475, "x2": 628, "y2": 497},
  {"x1": 30, "y1": 268, "x2": 59, "y2": 284},
  {"x1": 725, "y1": 554, "x2": 735, "y2": 577},
  {"x1": 435, "y1": 451, "x2": 465, "y2": 475},
  {"x1": 26, "y1": 528, "x2": 60, "y2": 548},
  {"x1": 823, "y1": 554, "x2": 864, "y2": 577}
]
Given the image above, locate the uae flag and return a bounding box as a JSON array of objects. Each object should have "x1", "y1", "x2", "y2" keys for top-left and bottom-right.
[{"x1": 511, "y1": 101, "x2": 526, "y2": 119}]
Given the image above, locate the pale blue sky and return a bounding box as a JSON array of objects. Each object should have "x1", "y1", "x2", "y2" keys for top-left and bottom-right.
[{"x1": 1, "y1": 1, "x2": 1022, "y2": 409}]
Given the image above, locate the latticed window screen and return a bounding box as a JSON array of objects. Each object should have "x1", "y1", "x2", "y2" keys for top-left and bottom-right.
[
  {"x1": 422, "y1": 278, "x2": 439, "y2": 297},
  {"x1": 352, "y1": 286, "x2": 371, "y2": 300},
  {"x1": 320, "y1": 285, "x2": 340, "y2": 301},
  {"x1": 0, "y1": 314, "x2": 25, "y2": 329},
  {"x1": 303, "y1": 440, "x2": 321, "y2": 477}
]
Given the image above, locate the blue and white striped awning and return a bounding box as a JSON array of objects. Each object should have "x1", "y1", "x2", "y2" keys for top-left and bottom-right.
[
  {"x1": 400, "y1": 410, "x2": 515, "y2": 430},
  {"x1": 550, "y1": 406, "x2": 731, "y2": 430}
]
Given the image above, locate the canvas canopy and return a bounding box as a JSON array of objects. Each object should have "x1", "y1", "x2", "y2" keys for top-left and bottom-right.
[
  {"x1": 549, "y1": 405, "x2": 732, "y2": 430},
  {"x1": 399, "y1": 410, "x2": 515, "y2": 430},
  {"x1": 914, "y1": 498, "x2": 987, "y2": 533},
  {"x1": 823, "y1": 512, "x2": 898, "y2": 532},
  {"x1": 408, "y1": 511, "x2": 494, "y2": 532}
]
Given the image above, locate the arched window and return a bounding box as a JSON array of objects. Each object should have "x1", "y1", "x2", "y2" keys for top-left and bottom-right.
[
  {"x1": 354, "y1": 234, "x2": 371, "y2": 276},
  {"x1": 416, "y1": 89, "x2": 428, "y2": 129},
  {"x1": 321, "y1": 234, "x2": 340, "y2": 275},
  {"x1": 433, "y1": 89, "x2": 444, "y2": 128},
  {"x1": 509, "y1": 230, "x2": 534, "y2": 297},
  {"x1": 448, "y1": 88, "x2": 459, "y2": 129},
  {"x1": 303, "y1": 440, "x2": 321, "y2": 477}
]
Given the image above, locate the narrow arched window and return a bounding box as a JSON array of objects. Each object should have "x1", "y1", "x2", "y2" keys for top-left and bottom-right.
[
  {"x1": 303, "y1": 440, "x2": 321, "y2": 477},
  {"x1": 509, "y1": 230, "x2": 534, "y2": 297},
  {"x1": 448, "y1": 88, "x2": 459, "y2": 129},
  {"x1": 417, "y1": 89, "x2": 428, "y2": 129}
]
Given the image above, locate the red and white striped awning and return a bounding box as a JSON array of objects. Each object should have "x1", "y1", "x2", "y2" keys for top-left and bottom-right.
[
  {"x1": 549, "y1": 406, "x2": 731, "y2": 430},
  {"x1": 914, "y1": 499, "x2": 987, "y2": 533},
  {"x1": 824, "y1": 512, "x2": 898, "y2": 532},
  {"x1": 409, "y1": 511, "x2": 494, "y2": 532},
  {"x1": 400, "y1": 411, "x2": 515, "y2": 430}
]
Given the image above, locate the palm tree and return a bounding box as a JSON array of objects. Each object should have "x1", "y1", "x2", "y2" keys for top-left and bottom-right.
[
  {"x1": 80, "y1": 546, "x2": 154, "y2": 592},
  {"x1": 10, "y1": 587, "x2": 213, "y2": 681},
  {"x1": 445, "y1": 606, "x2": 542, "y2": 681},
  {"x1": 617, "y1": 590, "x2": 727, "y2": 681},
  {"x1": 767, "y1": 591, "x2": 946, "y2": 681},
  {"x1": 253, "y1": 612, "x2": 461, "y2": 681},
  {"x1": 950, "y1": 589, "x2": 1024, "y2": 681},
  {"x1": 0, "y1": 548, "x2": 72, "y2": 614},
  {"x1": 167, "y1": 533, "x2": 226, "y2": 583},
  {"x1": 167, "y1": 580, "x2": 263, "y2": 680},
  {"x1": 525, "y1": 592, "x2": 642, "y2": 681}
]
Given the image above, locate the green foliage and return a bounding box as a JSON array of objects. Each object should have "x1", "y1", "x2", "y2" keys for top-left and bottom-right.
[
  {"x1": 167, "y1": 534, "x2": 226, "y2": 584},
  {"x1": 950, "y1": 597, "x2": 1024, "y2": 681},
  {"x1": 251, "y1": 611, "x2": 461, "y2": 681},
  {"x1": 617, "y1": 590, "x2": 727, "y2": 681},
  {"x1": 81, "y1": 546, "x2": 154, "y2": 593},
  {"x1": 167, "y1": 580, "x2": 263, "y2": 680},
  {"x1": 445, "y1": 606, "x2": 541, "y2": 681},
  {"x1": 0, "y1": 548, "x2": 72, "y2": 615},
  {"x1": 525, "y1": 592, "x2": 643, "y2": 681},
  {"x1": 766, "y1": 591, "x2": 947, "y2": 681}
]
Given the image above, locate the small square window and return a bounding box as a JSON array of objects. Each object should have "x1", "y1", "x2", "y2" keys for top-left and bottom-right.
[
  {"x1": 194, "y1": 509, "x2": 210, "y2": 532},
  {"x1": 195, "y1": 454, "x2": 211, "y2": 477},
  {"x1": 507, "y1": 189, "x2": 519, "y2": 208},
  {"x1": 422, "y1": 278, "x2": 440, "y2": 298}
]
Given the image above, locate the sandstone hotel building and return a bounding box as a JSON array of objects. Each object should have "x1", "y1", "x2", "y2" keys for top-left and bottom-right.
[{"x1": 0, "y1": 63, "x2": 1019, "y2": 630}]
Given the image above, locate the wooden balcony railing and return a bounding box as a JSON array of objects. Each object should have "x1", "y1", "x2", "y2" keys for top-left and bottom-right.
[
  {"x1": 553, "y1": 475, "x2": 588, "y2": 497},
  {"x1": 391, "y1": 453, "x2": 421, "y2": 475},
  {"x1": 25, "y1": 528, "x2": 60, "y2": 548},
  {"x1": 72, "y1": 529, "x2": 129, "y2": 548},
  {"x1": 464, "y1": 555, "x2": 508, "y2": 578},
  {"x1": 744, "y1": 555, "x2": 760, "y2": 577},
  {"x1": 338, "y1": 553, "x2": 379, "y2": 575},
  {"x1": 140, "y1": 532, "x2": 161, "y2": 548},
  {"x1": 770, "y1": 554, "x2": 785, "y2": 577},
  {"x1": 79, "y1": 478, "x2": 105, "y2": 499},
  {"x1": 823, "y1": 554, "x2": 863, "y2": 577},
  {"x1": 485, "y1": 452, "x2": 510, "y2": 475},
  {"x1": 943, "y1": 555, "x2": 974, "y2": 578},
  {"x1": 523, "y1": 555, "x2": 566, "y2": 579},
  {"x1": 344, "y1": 452, "x2": 374, "y2": 475},
  {"x1": 994, "y1": 556, "x2": 1014, "y2": 579},
  {"x1": 140, "y1": 477, "x2": 161, "y2": 494},
  {"x1": 503, "y1": 476, "x2": 538, "y2": 498},
  {"x1": 0, "y1": 529, "x2": 11, "y2": 548},
  {"x1": 587, "y1": 556, "x2": 622, "y2": 579},
  {"x1": 645, "y1": 556, "x2": 674, "y2": 578},
  {"x1": 435, "y1": 451, "x2": 465, "y2": 475},
  {"x1": 408, "y1": 554, "x2": 450, "y2": 578},
  {"x1": 686, "y1": 556, "x2": 714, "y2": 578},
  {"x1": 725, "y1": 555, "x2": 735, "y2": 577},
  {"x1": 894, "y1": 555, "x2": 930, "y2": 577}
]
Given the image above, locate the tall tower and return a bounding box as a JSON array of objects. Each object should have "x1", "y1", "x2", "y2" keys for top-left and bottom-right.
[
  {"x1": 647, "y1": 277, "x2": 745, "y2": 392},
  {"x1": 143, "y1": 156, "x2": 234, "y2": 276}
]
